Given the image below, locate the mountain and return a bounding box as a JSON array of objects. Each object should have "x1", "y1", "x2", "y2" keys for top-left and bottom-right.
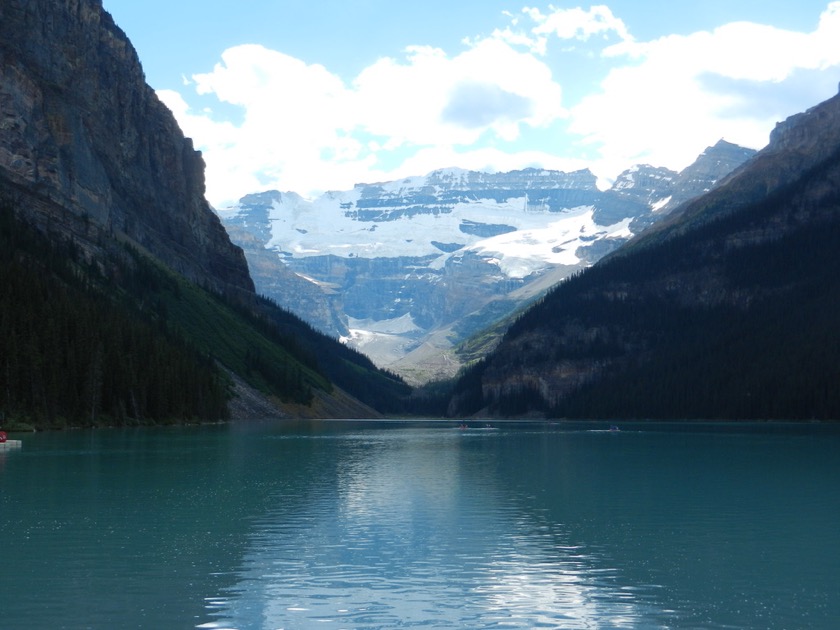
[
  {"x1": 219, "y1": 141, "x2": 754, "y2": 384},
  {"x1": 0, "y1": 0, "x2": 408, "y2": 427},
  {"x1": 445, "y1": 88, "x2": 840, "y2": 421},
  {"x1": 0, "y1": 0, "x2": 252, "y2": 299}
]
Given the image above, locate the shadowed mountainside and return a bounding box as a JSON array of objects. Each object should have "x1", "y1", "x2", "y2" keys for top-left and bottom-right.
[
  {"x1": 0, "y1": 0, "x2": 253, "y2": 298},
  {"x1": 0, "y1": 0, "x2": 409, "y2": 427},
  {"x1": 446, "y1": 89, "x2": 840, "y2": 421}
]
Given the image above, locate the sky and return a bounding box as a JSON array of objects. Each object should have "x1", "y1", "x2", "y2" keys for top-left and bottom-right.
[{"x1": 101, "y1": 1, "x2": 840, "y2": 207}]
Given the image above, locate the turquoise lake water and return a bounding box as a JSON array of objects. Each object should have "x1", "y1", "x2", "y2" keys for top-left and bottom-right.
[{"x1": 1, "y1": 421, "x2": 838, "y2": 628}]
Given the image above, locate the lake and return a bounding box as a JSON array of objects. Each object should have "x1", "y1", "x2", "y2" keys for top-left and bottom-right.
[{"x1": 1, "y1": 420, "x2": 839, "y2": 629}]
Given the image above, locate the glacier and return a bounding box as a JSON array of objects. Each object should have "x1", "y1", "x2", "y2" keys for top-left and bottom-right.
[{"x1": 218, "y1": 141, "x2": 756, "y2": 383}]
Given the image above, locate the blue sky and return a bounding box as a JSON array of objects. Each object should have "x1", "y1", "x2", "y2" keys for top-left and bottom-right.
[{"x1": 103, "y1": 1, "x2": 840, "y2": 206}]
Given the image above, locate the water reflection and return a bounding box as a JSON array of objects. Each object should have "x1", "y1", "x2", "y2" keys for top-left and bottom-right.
[
  {"x1": 202, "y1": 427, "x2": 657, "y2": 629},
  {"x1": 4, "y1": 423, "x2": 838, "y2": 628}
]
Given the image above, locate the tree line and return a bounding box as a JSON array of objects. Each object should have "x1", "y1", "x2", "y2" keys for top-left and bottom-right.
[
  {"x1": 442, "y1": 151, "x2": 840, "y2": 420},
  {"x1": 0, "y1": 201, "x2": 228, "y2": 428}
]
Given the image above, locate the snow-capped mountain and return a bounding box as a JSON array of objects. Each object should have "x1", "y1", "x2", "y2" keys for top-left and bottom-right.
[{"x1": 218, "y1": 140, "x2": 754, "y2": 384}]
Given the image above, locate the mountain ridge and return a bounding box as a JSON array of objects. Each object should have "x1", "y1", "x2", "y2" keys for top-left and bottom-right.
[
  {"x1": 0, "y1": 0, "x2": 410, "y2": 426},
  {"x1": 218, "y1": 140, "x2": 755, "y2": 383},
  {"x1": 444, "y1": 88, "x2": 840, "y2": 420},
  {"x1": 0, "y1": 0, "x2": 254, "y2": 298}
]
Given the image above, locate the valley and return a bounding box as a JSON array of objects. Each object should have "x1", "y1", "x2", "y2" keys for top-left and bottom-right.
[{"x1": 219, "y1": 140, "x2": 754, "y2": 383}]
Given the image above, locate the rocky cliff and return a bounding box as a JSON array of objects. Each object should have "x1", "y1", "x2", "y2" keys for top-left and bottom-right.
[
  {"x1": 0, "y1": 0, "x2": 415, "y2": 424},
  {"x1": 0, "y1": 0, "x2": 253, "y2": 297},
  {"x1": 219, "y1": 143, "x2": 754, "y2": 383}
]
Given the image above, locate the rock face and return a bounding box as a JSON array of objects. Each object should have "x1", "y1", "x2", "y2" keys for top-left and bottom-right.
[
  {"x1": 0, "y1": 0, "x2": 253, "y2": 297},
  {"x1": 219, "y1": 143, "x2": 754, "y2": 383},
  {"x1": 447, "y1": 89, "x2": 840, "y2": 419},
  {"x1": 665, "y1": 141, "x2": 757, "y2": 207}
]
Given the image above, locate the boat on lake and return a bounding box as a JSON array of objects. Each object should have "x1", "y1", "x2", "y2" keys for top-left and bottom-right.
[{"x1": 0, "y1": 430, "x2": 21, "y2": 449}]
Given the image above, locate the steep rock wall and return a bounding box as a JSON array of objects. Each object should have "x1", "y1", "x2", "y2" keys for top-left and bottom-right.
[{"x1": 0, "y1": 0, "x2": 253, "y2": 296}]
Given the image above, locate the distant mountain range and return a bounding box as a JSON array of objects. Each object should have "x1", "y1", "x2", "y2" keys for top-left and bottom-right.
[
  {"x1": 444, "y1": 88, "x2": 840, "y2": 420},
  {"x1": 218, "y1": 140, "x2": 755, "y2": 384}
]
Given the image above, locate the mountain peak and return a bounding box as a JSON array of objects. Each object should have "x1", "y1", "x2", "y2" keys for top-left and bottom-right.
[
  {"x1": 219, "y1": 144, "x2": 752, "y2": 382},
  {"x1": 767, "y1": 91, "x2": 840, "y2": 158},
  {"x1": 646, "y1": 91, "x2": 840, "y2": 239},
  {"x1": 670, "y1": 139, "x2": 758, "y2": 202},
  {"x1": 445, "y1": 92, "x2": 840, "y2": 419}
]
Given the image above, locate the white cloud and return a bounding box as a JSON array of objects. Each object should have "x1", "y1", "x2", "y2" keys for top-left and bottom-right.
[
  {"x1": 162, "y1": 39, "x2": 565, "y2": 205},
  {"x1": 159, "y1": 46, "x2": 361, "y2": 203},
  {"x1": 350, "y1": 39, "x2": 564, "y2": 146},
  {"x1": 528, "y1": 5, "x2": 632, "y2": 43},
  {"x1": 386, "y1": 145, "x2": 590, "y2": 181},
  {"x1": 566, "y1": 2, "x2": 840, "y2": 180},
  {"x1": 491, "y1": 5, "x2": 632, "y2": 54},
  {"x1": 160, "y1": 3, "x2": 840, "y2": 206}
]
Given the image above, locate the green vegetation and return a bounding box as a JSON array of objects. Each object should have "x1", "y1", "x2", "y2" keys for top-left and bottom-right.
[
  {"x1": 550, "y1": 218, "x2": 840, "y2": 420},
  {"x1": 0, "y1": 202, "x2": 228, "y2": 428},
  {"x1": 248, "y1": 294, "x2": 411, "y2": 412},
  {"x1": 143, "y1": 265, "x2": 328, "y2": 404},
  {"x1": 0, "y1": 195, "x2": 410, "y2": 429},
  {"x1": 447, "y1": 147, "x2": 840, "y2": 420}
]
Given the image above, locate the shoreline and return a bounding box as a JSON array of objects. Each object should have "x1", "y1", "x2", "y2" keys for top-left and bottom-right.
[{"x1": 3, "y1": 415, "x2": 838, "y2": 436}]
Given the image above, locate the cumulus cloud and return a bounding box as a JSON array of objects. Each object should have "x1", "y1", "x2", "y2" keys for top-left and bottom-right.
[
  {"x1": 441, "y1": 82, "x2": 535, "y2": 130},
  {"x1": 491, "y1": 5, "x2": 632, "y2": 54},
  {"x1": 528, "y1": 5, "x2": 632, "y2": 43},
  {"x1": 163, "y1": 37, "x2": 566, "y2": 205},
  {"x1": 567, "y1": 2, "x2": 840, "y2": 178},
  {"x1": 350, "y1": 39, "x2": 564, "y2": 146},
  {"x1": 160, "y1": 3, "x2": 840, "y2": 205}
]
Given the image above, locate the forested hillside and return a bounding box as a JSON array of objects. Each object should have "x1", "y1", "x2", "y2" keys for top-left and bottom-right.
[
  {"x1": 0, "y1": 196, "x2": 409, "y2": 429},
  {"x1": 0, "y1": 200, "x2": 227, "y2": 427},
  {"x1": 0, "y1": 0, "x2": 413, "y2": 428},
  {"x1": 446, "y1": 92, "x2": 840, "y2": 421}
]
